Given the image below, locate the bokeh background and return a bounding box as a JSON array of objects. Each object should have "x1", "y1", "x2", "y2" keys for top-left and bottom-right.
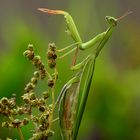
[{"x1": 0, "y1": 0, "x2": 140, "y2": 140}]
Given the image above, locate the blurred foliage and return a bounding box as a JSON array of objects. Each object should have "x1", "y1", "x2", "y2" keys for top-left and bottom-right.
[{"x1": 0, "y1": 0, "x2": 140, "y2": 140}]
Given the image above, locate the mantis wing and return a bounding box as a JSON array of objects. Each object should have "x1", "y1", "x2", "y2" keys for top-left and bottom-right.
[
  {"x1": 59, "y1": 75, "x2": 80, "y2": 140},
  {"x1": 73, "y1": 55, "x2": 96, "y2": 140},
  {"x1": 59, "y1": 55, "x2": 96, "y2": 140}
]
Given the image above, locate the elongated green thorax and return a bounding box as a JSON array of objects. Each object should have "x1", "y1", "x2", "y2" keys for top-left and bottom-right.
[
  {"x1": 80, "y1": 32, "x2": 106, "y2": 50},
  {"x1": 95, "y1": 16, "x2": 117, "y2": 57}
]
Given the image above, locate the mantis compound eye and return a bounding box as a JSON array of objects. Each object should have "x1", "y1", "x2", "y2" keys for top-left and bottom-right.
[
  {"x1": 105, "y1": 16, "x2": 117, "y2": 26},
  {"x1": 105, "y1": 16, "x2": 109, "y2": 20}
]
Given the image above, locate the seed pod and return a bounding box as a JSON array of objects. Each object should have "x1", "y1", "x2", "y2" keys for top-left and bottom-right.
[
  {"x1": 11, "y1": 109, "x2": 18, "y2": 115},
  {"x1": 31, "y1": 133, "x2": 41, "y2": 140},
  {"x1": 39, "y1": 98, "x2": 45, "y2": 105},
  {"x1": 44, "y1": 123, "x2": 49, "y2": 129},
  {"x1": 23, "y1": 118, "x2": 29, "y2": 125},
  {"x1": 8, "y1": 99, "x2": 16, "y2": 109},
  {"x1": 39, "y1": 63, "x2": 45, "y2": 70},
  {"x1": 34, "y1": 71, "x2": 40, "y2": 78},
  {"x1": 40, "y1": 70, "x2": 46, "y2": 79},
  {"x1": 48, "y1": 79, "x2": 54, "y2": 87},
  {"x1": 47, "y1": 51, "x2": 57, "y2": 59},
  {"x1": 39, "y1": 106, "x2": 46, "y2": 112},
  {"x1": 22, "y1": 96, "x2": 30, "y2": 104},
  {"x1": 25, "y1": 83, "x2": 35, "y2": 92},
  {"x1": 17, "y1": 107, "x2": 24, "y2": 115},
  {"x1": 23, "y1": 50, "x2": 34, "y2": 60},
  {"x1": 31, "y1": 115, "x2": 39, "y2": 123},
  {"x1": 28, "y1": 44, "x2": 34, "y2": 51},
  {"x1": 33, "y1": 56, "x2": 42, "y2": 68},
  {"x1": 39, "y1": 125, "x2": 45, "y2": 131},
  {"x1": 48, "y1": 43, "x2": 56, "y2": 51},
  {"x1": 31, "y1": 77, "x2": 37, "y2": 85},
  {"x1": 43, "y1": 91, "x2": 50, "y2": 99},
  {"x1": 40, "y1": 115, "x2": 47, "y2": 124},
  {"x1": 33, "y1": 55, "x2": 41, "y2": 67},
  {"x1": 29, "y1": 92, "x2": 36, "y2": 100},
  {"x1": 1, "y1": 97, "x2": 9, "y2": 105},
  {"x1": 48, "y1": 59, "x2": 56, "y2": 68},
  {"x1": 23, "y1": 50, "x2": 30, "y2": 57},
  {"x1": 12, "y1": 119, "x2": 22, "y2": 128},
  {"x1": 31, "y1": 100, "x2": 38, "y2": 107},
  {"x1": 0, "y1": 102, "x2": 4, "y2": 112},
  {"x1": 33, "y1": 55, "x2": 41, "y2": 63}
]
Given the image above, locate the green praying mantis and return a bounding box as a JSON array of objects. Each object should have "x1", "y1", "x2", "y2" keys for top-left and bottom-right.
[{"x1": 38, "y1": 8, "x2": 131, "y2": 140}]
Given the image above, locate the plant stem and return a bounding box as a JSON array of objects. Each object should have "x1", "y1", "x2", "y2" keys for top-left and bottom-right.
[
  {"x1": 52, "y1": 117, "x2": 59, "y2": 123},
  {"x1": 17, "y1": 127, "x2": 24, "y2": 140},
  {"x1": 49, "y1": 67, "x2": 57, "y2": 130},
  {"x1": 49, "y1": 88, "x2": 55, "y2": 128}
]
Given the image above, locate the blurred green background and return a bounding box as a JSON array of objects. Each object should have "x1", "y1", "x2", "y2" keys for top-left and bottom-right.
[{"x1": 0, "y1": 0, "x2": 140, "y2": 140}]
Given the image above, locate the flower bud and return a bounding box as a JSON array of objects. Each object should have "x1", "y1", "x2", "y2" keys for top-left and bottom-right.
[
  {"x1": 34, "y1": 71, "x2": 40, "y2": 78},
  {"x1": 31, "y1": 77, "x2": 38, "y2": 85},
  {"x1": 48, "y1": 59, "x2": 56, "y2": 68},
  {"x1": 23, "y1": 118, "x2": 29, "y2": 125},
  {"x1": 39, "y1": 106, "x2": 45, "y2": 112},
  {"x1": 1, "y1": 97, "x2": 9, "y2": 105},
  {"x1": 28, "y1": 44, "x2": 34, "y2": 51},
  {"x1": 48, "y1": 79, "x2": 54, "y2": 87},
  {"x1": 43, "y1": 91, "x2": 50, "y2": 99},
  {"x1": 48, "y1": 43, "x2": 56, "y2": 51}
]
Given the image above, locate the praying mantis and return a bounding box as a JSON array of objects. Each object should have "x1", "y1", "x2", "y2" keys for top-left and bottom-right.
[{"x1": 38, "y1": 8, "x2": 131, "y2": 140}]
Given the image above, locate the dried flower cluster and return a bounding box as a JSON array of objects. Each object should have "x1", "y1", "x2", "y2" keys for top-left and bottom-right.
[{"x1": 0, "y1": 44, "x2": 58, "y2": 140}]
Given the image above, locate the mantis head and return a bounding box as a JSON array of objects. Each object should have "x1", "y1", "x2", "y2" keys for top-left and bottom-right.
[
  {"x1": 105, "y1": 16, "x2": 117, "y2": 26},
  {"x1": 105, "y1": 10, "x2": 132, "y2": 27}
]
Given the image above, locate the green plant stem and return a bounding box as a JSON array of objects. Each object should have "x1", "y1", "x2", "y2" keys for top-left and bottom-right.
[
  {"x1": 49, "y1": 88, "x2": 55, "y2": 129},
  {"x1": 46, "y1": 70, "x2": 52, "y2": 79},
  {"x1": 52, "y1": 117, "x2": 59, "y2": 123},
  {"x1": 17, "y1": 127, "x2": 24, "y2": 140},
  {"x1": 48, "y1": 67, "x2": 57, "y2": 130}
]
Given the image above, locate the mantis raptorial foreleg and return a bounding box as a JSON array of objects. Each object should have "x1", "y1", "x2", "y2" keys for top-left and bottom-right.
[
  {"x1": 38, "y1": 8, "x2": 108, "y2": 66},
  {"x1": 38, "y1": 8, "x2": 82, "y2": 65}
]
